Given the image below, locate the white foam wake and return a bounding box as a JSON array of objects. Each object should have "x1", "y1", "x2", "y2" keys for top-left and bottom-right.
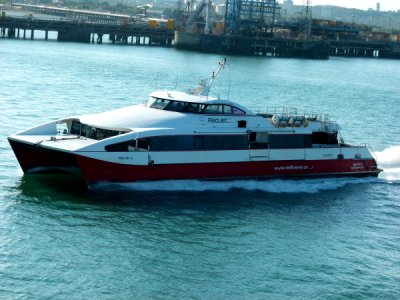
[
  {"x1": 93, "y1": 177, "x2": 377, "y2": 194},
  {"x1": 376, "y1": 145, "x2": 400, "y2": 181}
]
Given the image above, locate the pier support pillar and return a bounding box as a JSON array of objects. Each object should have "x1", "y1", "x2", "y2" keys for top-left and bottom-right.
[
  {"x1": 30, "y1": 30, "x2": 34, "y2": 40},
  {"x1": 97, "y1": 34, "x2": 103, "y2": 44},
  {"x1": 23, "y1": 29, "x2": 26, "y2": 39},
  {"x1": 7, "y1": 27, "x2": 16, "y2": 38},
  {"x1": 45, "y1": 30, "x2": 48, "y2": 41},
  {"x1": 109, "y1": 33, "x2": 116, "y2": 44}
]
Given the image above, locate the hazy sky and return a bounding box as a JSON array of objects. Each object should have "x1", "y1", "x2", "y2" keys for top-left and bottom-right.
[{"x1": 290, "y1": 1, "x2": 399, "y2": 11}]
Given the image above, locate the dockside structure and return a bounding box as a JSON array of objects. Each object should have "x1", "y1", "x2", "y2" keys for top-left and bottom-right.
[
  {"x1": 1, "y1": 12, "x2": 399, "y2": 59},
  {"x1": 0, "y1": 14, "x2": 173, "y2": 45}
]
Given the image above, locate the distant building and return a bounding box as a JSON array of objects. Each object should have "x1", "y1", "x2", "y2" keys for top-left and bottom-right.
[
  {"x1": 282, "y1": 0, "x2": 294, "y2": 13},
  {"x1": 376, "y1": 2, "x2": 380, "y2": 12},
  {"x1": 320, "y1": 6, "x2": 333, "y2": 19},
  {"x1": 215, "y1": 4, "x2": 225, "y2": 16}
]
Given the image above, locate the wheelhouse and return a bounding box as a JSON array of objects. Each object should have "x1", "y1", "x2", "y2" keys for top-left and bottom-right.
[{"x1": 145, "y1": 92, "x2": 248, "y2": 115}]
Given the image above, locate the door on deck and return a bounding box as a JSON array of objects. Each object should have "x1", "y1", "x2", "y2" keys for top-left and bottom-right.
[{"x1": 249, "y1": 131, "x2": 269, "y2": 160}]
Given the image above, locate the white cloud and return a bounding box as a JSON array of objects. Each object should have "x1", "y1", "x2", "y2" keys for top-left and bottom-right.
[{"x1": 290, "y1": 0, "x2": 399, "y2": 11}]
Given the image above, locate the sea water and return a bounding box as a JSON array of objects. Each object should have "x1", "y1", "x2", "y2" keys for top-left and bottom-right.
[{"x1": 0, "y1": 38, "x2": 399, "y2": 299}]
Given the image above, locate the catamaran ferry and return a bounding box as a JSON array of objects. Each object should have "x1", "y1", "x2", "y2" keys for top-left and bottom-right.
[{"x1": 8, "y1": 59, "x2": 380, "y2": 184}]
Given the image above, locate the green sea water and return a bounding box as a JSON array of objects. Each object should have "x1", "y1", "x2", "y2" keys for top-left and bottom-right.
[{"x1": 1, "y1": 38, "x2": 400, "y2": 299}]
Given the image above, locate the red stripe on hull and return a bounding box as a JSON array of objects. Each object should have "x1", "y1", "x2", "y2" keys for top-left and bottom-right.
[{"x1": 75, "y1": 155, "x2": 379, "y2": 183}]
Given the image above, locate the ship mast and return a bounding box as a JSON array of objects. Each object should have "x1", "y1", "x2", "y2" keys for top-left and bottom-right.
[{"x1": 197, "y1": 58, "x2": 227, "y2": 96}]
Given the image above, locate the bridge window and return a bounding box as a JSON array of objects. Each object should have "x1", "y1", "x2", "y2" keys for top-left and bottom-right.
[
  {"x1": 164, "y1": 101, "x2": 187, "y2": 112},
  {"x1": 150, "y1": 98, "x2": 170, "y2": 110},
  {"x1": 232, "y1": 106, "x2": 246, "y2": 115},
  {"x1": 150, "y1": 98, "x2": 246, "y2": 115},
  {"x1": 202, "y1": 105, "x2": 224, "y2": 114},
  {"x1": 183, "y1": 103, "x2": 204, "y2": 113}
]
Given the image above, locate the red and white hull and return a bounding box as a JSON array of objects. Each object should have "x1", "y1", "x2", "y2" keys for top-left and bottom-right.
[{"x1": 9, "y1": 138, "x2": 379, "y2": 185}]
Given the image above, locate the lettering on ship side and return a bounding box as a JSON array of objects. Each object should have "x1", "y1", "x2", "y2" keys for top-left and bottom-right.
[
  {"x1": 274, "y1": 165, "x2": 314, "y2": 171},
  {"x1": 118, "y1": 156, "x2": 134, "y2": 161},
  {"x1": 350, "y1": 162, "x2": 364, "y2": 170},
  {"x1": 208, "y1": 118, "x2": 232, "y2": 124}
]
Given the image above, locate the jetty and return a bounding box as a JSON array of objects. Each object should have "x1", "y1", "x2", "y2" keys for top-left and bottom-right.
[
  {"x1": 0, "y1": 8, "x2": 174, "y2": 45},
  {"x1": 1, "y1": 2, "x2": 399, "y2": 59}
]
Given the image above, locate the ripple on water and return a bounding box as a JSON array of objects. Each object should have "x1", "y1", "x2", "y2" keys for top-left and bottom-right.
[{"x1": 0, "y1": 41, "x2": 400, "y2": 299}]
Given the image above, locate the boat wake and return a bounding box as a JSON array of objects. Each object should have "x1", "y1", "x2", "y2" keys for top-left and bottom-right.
[
  {"x1": 376, "y1": 145, "x2": 400, "y2": 182},
  {"x1": 92, "y1": 177, "x2": 377, "y2": 194},
  {"x1": 91, "y1": 145, "x2": 400, "y2": 193}
]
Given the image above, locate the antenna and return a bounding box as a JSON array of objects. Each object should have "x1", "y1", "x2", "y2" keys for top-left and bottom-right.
[
  {"x1": 191, "y1": 58, "x2": 228, "y2": 97},
  {"x1": 208, "y1": 57, "x2": 227, "y2": 88},
  {"x1": 198, "y1": 57, "x2": 227, "y2": 97}
]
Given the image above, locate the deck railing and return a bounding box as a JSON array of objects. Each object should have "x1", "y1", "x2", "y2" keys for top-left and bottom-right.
[{"x1": 252, "y1": 106, "x2": 333, "y2": 123}]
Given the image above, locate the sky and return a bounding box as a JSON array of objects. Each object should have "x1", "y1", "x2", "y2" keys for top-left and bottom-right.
[{"x1": 290, "y1": 1, "x2": 400, "y2": 11}]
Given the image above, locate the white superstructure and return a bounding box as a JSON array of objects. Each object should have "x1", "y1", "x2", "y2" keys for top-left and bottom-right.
[{"x1": 8, "y1": 59, "x2": 380, "y2": 184}]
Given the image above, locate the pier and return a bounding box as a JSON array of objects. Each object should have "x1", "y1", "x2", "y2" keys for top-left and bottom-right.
[
  {"x1": 1, "y1": 4, "x2": 399, "y2": 59},
  {"x1": 0, "y1": 13, "x2": 174, "y2": 46},
  {"x1": 174, "y1": 31, "x2": 330, "y2": 59}
]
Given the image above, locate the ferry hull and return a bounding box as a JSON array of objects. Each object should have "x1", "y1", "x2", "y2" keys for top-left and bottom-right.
[
  {"x1": 75, "y1": 155, "x2": 379, "y2": 184},
  {"x1": 8, "y1": 138, "x2": 80, "y2": 174},
  {"x1": 8, "y1": 137, "x2": 379, "y2": 183}
]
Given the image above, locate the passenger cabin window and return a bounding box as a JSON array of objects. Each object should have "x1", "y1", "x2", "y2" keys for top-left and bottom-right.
[
  {"x1": 137, "y1": 139, "x2": 149, "y2": 151},
  {"x1": 105, "y1": 140, "x2": 135, "y2": 152},
  {"x1": 105, "y1": 135, "x2": 249, "y2": 152},
  {"x1": 312, "y1": 132, "x2": 338, "y2": 145},
  {"x1": 268, "y1": 135, "x2": 312, "y2": 149},
  {"x1": 70, "y1": 120, "x2": 123, "y2": 141},
  {"x1": 105, "y1": 133, "x2": 339, "y2": 152}
]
